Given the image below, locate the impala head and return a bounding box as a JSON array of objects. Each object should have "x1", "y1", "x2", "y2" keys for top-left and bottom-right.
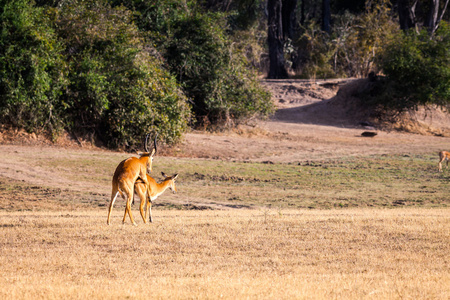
[
  {"x1": 139, "y1": 133, "x2": 158, "y2": 172},
  {"x1": 162, "y1": 172, "x2": 178, "y2": 193}
]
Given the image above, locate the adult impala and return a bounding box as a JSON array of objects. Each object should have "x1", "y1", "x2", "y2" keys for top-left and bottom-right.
[
  {"x1": 438, "y1": 151, "x2": 450, "y2": 172},
  {"x1": 134, "y1": 172, "x2": 178, "y2": 223},
  {"x1": 107, "y1": 133, "x2": 157, "y2": 225}
]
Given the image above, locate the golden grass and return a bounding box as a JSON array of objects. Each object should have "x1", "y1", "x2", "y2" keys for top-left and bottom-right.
[{"x1": 0, "y1": 209, "x2": 448, "y2": 299}]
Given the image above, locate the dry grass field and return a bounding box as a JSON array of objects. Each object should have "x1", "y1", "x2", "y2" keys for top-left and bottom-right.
[
  {"x1": 0, "y1": 139, "x2": 449, "y2": 299},
  {"x1": 0, "y1": 209, "x2": 449, "y2": 299},
  {"x1": 1, "y1": 80, "x2": 449, "y2": 299}
]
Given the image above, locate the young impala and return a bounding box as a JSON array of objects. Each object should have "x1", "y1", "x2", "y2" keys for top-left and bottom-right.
[
  {"x1": 107, "y1": 134, "x2": 157, "y2": 225},
  {"x1": 438, "y1": 151, "x2": 450, "y2": 172},
  {"x1": 134, "y1": 172, "x2": 178, "y2": 223}
]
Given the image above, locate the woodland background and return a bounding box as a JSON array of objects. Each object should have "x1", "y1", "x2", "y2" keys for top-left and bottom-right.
[{"x1": 0, "y1": 0, "x2": 449, "y2": 149}]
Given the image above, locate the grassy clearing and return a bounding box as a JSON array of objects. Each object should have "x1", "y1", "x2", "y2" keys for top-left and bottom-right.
[
  {"x1": 166, "y1": 153, "x2": 449, "y2": 209},
  {"x1": 0, "y1": 151, "x2": 448, "y2": 212},
  {"x1": 0, "y1": 147, "x2": 449, "y2": 298},
  {"x1": 0, "y1": 209, "x2": 448, "y2": 299}
]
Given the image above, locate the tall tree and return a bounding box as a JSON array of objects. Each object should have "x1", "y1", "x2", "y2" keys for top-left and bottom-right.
[
  {"x1": 268, "y1": 0, "x2": 288, "y2": 78},
  {"x1": 397, "y1": 0, "x2": 418, "y2": 31},
  {"x1": 425, "y1": 0, "x2": 450, "y2": 34},
  {"x1": 282, "y1": 0, "x2": 298, "y2": 39},
  {"x1": 397, "y1": 0, "x2": 449, "y2": 33}
]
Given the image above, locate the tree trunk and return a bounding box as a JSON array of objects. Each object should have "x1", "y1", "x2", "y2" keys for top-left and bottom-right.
[
  {"x1": 282, "y1": 0, "x2": 297, "y2": 39},
  {"x1": 300, "y1": 0, "x2": 305, "y2": 25},
  {"x1": 425, "y1": 0, "x2": 440, "y2": 33},
  {"x1": 397, "y1": 0, "x2": 418, "y2": 31},
  {"x1": 425, "y1": 0, "x2": 450, "y2": 34},
  {"x1": 322, "y1": 0, "x2": 331, "y2": 33},
  {"x1": 268, "y1": 0, "x2": 288, "y2": 79}
]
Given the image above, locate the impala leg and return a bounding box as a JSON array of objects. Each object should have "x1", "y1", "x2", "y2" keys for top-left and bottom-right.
[
  {"x1": 139, "y1": 188, "x2": 147, "y2": 224},
  {"x1": 144, "y1": 199, "x2": 148, "y2": 221},
  {"x1": 147, "y1": 199, "x2": 153, "y2": 223},
  {"x1": 134, "y1": 182, "x2": 147, "y2": 223},
  {"x1": 145, "y1": 184, "x2": 153, "y2": 223},
  {"x1": 139, "y1": 200, "x2": 146, "y2": 223},
  {"x1": 123, "y1": 195, "x2": 137, "y2": 226},
  {"x1": 439, "y1": 157, "x2": 445, "y2": 172},
  {"x1": 107, "y1": 191, "x2": 120, "y2": 225},
  {"x1": 121, "y1": 184, "x2": 137, "y2": 226}
]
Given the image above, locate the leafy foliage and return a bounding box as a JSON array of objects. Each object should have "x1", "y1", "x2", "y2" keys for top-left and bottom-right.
[
  {"x1": 114, "y1": 0, "x2": 273, "y2": 127},
  {"x1": 296, "y1": 0, "x2": 398, "y2": 78},
  {"x1": 373, "y1": 22, "x2": 450, "y2": 112},
  {"x1": 0, "y1": 0, "x2": 272, "y2": 148},
  {"x1": 164, "y1": 11, "x2": 272, "y2": 126},
  {"x1": 56, "y1": 0, "x2": 190, "y2": 148},
  {"x1": 0, "y1": 0, "x2": 68, "y2": 138},
  {"x1": 4, "y1": 0, "x2": 446, "y2": 146}
]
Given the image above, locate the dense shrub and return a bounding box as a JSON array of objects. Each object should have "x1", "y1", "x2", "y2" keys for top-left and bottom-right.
[
  {"x1": 167, "y1": 12, "x2": 272, "y2": 126},
  {"x1": 1, "y1": 0, "x2": 272, "y2": 148},
  {"x1": 0, "y1": 0, "x2": 68, "y2": 138},
  {"x1": 113, "y1": 0, "x2": 273, "y2": 127},
  {"x1": 56, "y1": 0, "x2": 190, "y2": 148},
  {"x1": 0, "y1": 0, "x2": 190, "y2": 149},
  {"x1": 373, "y1": 22, "x2": 450, "y2": 112}
]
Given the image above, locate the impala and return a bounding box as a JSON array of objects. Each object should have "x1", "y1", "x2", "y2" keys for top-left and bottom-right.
[
  {"x1": 438, "y1": 151, "x2": 450, "y2": 172},
  {"x1": 107, "y1": 134, "x2": 157, "y2": 225},
  {"x1": 134, "y1": 172, "x2": 178, "y2": 223}
]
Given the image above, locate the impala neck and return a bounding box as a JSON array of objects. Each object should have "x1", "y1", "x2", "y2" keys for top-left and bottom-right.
[{"x1": 151, "y1": 180, "x2": 172, "y2": 198}]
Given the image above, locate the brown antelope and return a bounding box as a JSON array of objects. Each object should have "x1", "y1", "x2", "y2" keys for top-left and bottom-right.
[
  {"x1": 107, "y1": 134, "x2": 157, "y2": 225},
  {"x1": 134, "y1": 172, "x2": 178, "y2": 223},
  {"x1": 438, "y1": 151, "x2": 450, "y2": 172}
]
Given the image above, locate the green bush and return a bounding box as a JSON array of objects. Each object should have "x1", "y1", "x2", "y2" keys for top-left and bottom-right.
[
  {"x1": 113, "y1": 0, "x2": 273, "y2": 127},
  {"x1": 162, "y1": 10, "x2": 273, "y2": 126},
  {"x1": 56, "y1": 0, "x2": 191, "y2": 149},
  {"x1": 295, "y1": 1, "x2": 397, "y2": 78},
  {"x1": 0, "y1": 0, "x2": 68, "y2": 138},
  {"x1": 1, "y1": 0, "x2": 272, "y2": 149},
  {"x1": 374, "y1": 22, "x2": 450, "y2": 112}
]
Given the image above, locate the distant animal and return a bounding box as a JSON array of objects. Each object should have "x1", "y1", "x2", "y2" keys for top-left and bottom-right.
[
  {"x1": 134, "y1": 172, "x2": 179, "y2": 223},
  {"x1": 107, "y1": 134, "x2": 157, "y2": 226},
  {"x1": 361, "y1": 131, "x2": 377, "y2": 137},
  {"x1": 438, "y1": 151, "x2": 450, "y2": 172}
]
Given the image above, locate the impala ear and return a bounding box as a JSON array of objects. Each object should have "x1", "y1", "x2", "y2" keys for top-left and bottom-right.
[
  {"x1": 173, "y1": 173, "x2": 178, "y2": 180},
  {"x1": 161, "y1": 172, "x2": 167, "y2": 178}
]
